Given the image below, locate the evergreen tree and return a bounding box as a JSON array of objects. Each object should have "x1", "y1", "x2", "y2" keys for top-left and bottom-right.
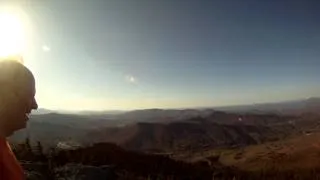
[{"x1": 25, "y1": 136, "x2": 32, "y2": 153}]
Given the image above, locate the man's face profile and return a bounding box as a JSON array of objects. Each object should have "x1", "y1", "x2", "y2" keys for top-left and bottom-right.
[{"x1": 0, "y1": 60, "x2": 38, "y2": 136}]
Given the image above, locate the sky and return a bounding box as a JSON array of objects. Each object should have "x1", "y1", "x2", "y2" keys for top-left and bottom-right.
[{"x1": 1, "y1": 0, "x2": 320, "y2": 110}]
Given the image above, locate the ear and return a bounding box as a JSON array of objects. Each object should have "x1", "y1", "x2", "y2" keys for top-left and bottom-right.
[{"x1": 0, "y1": 90, "x2": 20, "y2": 109}]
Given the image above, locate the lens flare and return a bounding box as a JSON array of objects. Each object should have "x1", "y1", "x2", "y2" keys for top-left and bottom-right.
[{"x1": 0, "y1": 10, "x2": 26, "y2": 60}]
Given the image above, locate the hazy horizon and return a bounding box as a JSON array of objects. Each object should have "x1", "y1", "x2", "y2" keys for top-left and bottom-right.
[
  {"x1": 2, "y1": 0, "x2": 320, "y2": 110},
  {"x1": 34, "y1": 96, "x2": 318, "y2": 112}
]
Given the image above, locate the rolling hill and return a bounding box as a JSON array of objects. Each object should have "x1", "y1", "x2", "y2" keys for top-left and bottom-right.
[{"x1": 86, "y1": 115, "x2": 298, "y2": 152}]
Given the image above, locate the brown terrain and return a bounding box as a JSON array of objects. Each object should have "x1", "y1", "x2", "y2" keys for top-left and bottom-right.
[{"x1": 9, "y1": 98, "x2": 320, "y2": 179}]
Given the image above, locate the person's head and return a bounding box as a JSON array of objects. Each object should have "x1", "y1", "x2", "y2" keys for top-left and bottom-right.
[{"x1": 0, "y1": 60, "x2": 38, "y2": 137}]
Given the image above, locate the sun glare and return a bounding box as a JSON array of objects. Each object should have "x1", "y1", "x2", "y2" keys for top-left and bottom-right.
[{"x1": 0, "y1": 10, "x2": 26, "y2": 60}]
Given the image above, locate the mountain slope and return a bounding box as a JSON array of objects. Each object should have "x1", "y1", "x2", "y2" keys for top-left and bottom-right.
[
  {"x1": 217, "y1": 132, "x2": 320, "y2": 171},
  {"x1": 87, "y1": 116, "x2": 294, "y2": 152}
]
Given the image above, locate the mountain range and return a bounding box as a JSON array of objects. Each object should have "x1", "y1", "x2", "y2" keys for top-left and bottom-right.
[
  {"x1": 34, "y1": 97, "x2": 320, "y2": 116},
  {"x1": 215, "y1": 97, "x2": 320, "y2": 115},
  {"x1": 10, "y1": 97, "x2": 320, "y2": 151}
]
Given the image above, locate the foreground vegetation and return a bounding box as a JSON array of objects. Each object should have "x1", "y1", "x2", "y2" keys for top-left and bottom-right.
[{"x1": 11, "y1": 138, "x2": 320, "y2": 180}]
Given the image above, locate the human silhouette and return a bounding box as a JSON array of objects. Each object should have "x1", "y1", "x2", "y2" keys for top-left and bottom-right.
[{"x1": 0, "y1": 59, "x2": 38, "y2": 180}]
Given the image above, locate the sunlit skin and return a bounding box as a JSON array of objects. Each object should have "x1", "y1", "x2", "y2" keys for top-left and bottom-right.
[{"x1": 0, "y1": 60, "x2": 38, "y2": 137}]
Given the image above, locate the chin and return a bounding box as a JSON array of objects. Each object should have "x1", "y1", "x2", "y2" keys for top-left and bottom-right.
[
  {"x1": 20, "y1": 123, "x2": 27, "y2": 129},
  {"x1": 15, "y1": 122, "x2": 27, "y2": 131},
  {"x1": 11, "y1": 127, "x2": 26, "y2": 135}
]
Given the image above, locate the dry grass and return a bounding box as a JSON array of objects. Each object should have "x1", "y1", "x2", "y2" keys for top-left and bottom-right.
[{"x1": 199, "y1": 132, "x2": 320, "y2": 171}]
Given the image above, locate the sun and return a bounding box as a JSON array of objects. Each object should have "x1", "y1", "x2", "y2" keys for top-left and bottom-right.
[{"x1": 0, "y1": 10, "x2": 26, "y2": 61}]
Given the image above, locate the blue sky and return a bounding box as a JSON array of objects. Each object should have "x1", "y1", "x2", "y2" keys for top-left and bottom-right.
[{"x1": 4, "y1": 0, "x2": 320, "y2": 110}]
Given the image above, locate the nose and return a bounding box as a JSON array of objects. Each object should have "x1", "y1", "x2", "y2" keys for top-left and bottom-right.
[{"x1": 32, "y1": 98, "x2": 38, "y2": 110}]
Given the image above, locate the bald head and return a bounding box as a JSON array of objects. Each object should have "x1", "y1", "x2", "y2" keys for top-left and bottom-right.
[
  {"x1": 0, "y1": 60, "x2": 38, "y2": 137},
  {"x1": 0, "y1": 60, "x2": 34, "y2": 92}
]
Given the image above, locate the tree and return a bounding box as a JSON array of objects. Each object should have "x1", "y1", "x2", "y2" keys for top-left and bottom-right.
[{"x1": 25, "y1": 136, "x2": 32, "y2": 153}]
